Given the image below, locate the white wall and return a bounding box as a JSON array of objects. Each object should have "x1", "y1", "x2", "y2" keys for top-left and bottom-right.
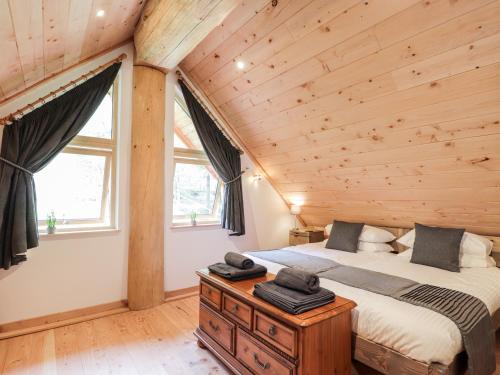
[
  {"x1": 0, "y1": 44, "x2": 134, "y2": 325},
  {"x1": 0, "y1": 50, "x2": 292, "y2": 325},
  {"x1": 164, "y1": 73, "x2": 293, "y2": 291}
]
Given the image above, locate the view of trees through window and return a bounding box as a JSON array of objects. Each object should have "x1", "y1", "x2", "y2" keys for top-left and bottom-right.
[
  {"x1": 173, "y1": 92, "x2": 222, "y2": 224},
  {"x1": 173, "y1": 163, "x2": 220, "y2": 216},
  {"x1": 34, "y1": 84, "x2": 116, "y2": 230}
]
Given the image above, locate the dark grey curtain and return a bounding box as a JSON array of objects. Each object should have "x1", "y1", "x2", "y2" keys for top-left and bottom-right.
[
  {"x1": 179, "y1": 80, "x2": 245, "y2": 236},
  {"x1": 0, "y1": 63, "x2": 121, "y2": 270}
]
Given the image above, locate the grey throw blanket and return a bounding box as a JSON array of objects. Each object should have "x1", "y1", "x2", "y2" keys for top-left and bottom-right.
[
  {"x1": 247, "y1": 249, "x2": 340, "y2": 273},
  {"x1": 249, "y1": 250, "x2": 495, "y2": 375},
  {"x1": 319, "y1": 267, "x2": 418, "y2": 296},
  {"x1": 253, "y1": 281, "x2": 335, "y2": 314},
  {"x1": 274, "y1": 268, "x2": 320, "y2": 294},
  {"x1": 395, "y1": 285, "x2": 495, "y2": 375}
]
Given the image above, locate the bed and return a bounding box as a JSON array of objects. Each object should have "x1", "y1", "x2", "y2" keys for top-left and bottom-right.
[{"x1": 244, "y1": 231, "x2": 500, "y2": 375}]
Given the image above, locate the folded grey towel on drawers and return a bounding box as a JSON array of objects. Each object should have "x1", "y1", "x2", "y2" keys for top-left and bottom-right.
[
  {"x1": 208, "y1": 263, "x2": 267, "y2": 281},
  {"x1": 274, "y1": 267, "x2": 320, "y2": 294},
  {"x1": 253, "y1": 281, "x2": 335, "y2": 315},
  {"x1": 224, "y1": 251, "x2": 255, "y2": 269}
]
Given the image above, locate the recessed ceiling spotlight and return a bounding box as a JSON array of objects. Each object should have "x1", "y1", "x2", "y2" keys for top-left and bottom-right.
[
  {"x1": 96, "y1": 9, "x2": 105, "y2": 17},
  {"x1": 236, "y1": 60, "x2": 245, "y2": 70}
]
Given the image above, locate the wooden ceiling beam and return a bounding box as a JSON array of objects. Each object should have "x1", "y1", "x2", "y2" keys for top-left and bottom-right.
[{"x1": 133, "y1": 0, "x2": 240, "y2": 70}]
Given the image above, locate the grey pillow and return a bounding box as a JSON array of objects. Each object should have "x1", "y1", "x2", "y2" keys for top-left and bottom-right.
[
  {"x1": 410, "y1": 223, "x2": 464, "y2": 272},
  {"x1": 325, "y1": 220, "x2": 364, "y2": 252}
]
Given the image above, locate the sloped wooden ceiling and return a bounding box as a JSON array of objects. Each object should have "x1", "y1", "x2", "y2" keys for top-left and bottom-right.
[
  {"x1": 180, "y1": 0, "x2": 500, "y2": 235},
  {"x1": 0, "y1": 0, "x2": 145, "y2": 102}
]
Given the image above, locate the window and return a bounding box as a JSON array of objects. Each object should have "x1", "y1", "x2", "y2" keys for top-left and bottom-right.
[
  {"x1": 35, "y1": 80, "x2": 118, "y2": 232},
  {"x1": 173, "y1": 92, "x2": 223, "y2": 225}
]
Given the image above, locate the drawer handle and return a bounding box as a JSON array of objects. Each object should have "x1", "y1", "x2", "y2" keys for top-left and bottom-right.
[
  {"x1": 253, "y1": 353, "x2": 270, "y2": 370},
  {"x1": 208, "y1": 320, "x2": 219, "y2": 332},
  {"x1": 231, "y1": 304, "x2": 239, "y2": 314},
  {"x1": 268, "y1": 325, "x2": 277, "y2": 337}
]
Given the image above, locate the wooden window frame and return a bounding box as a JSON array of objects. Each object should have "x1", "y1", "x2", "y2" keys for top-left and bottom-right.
[
  {"x1": 172, "y1": 147, "x2": 223, "y2": 225},
  {"x1": 172, "y1": 88, "x2": 223, "y2": 226},
  {"x1": 37, "y1": 79, "x2": 119, "y2": 232}
]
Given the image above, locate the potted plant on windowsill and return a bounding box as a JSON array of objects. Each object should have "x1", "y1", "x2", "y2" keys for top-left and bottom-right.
[
  {"x1": 47, "y1": 211, "x2": 56, "y2": 234},
  {"x1": 190, "y1": 211, "x2": 197, "y2": 226}
]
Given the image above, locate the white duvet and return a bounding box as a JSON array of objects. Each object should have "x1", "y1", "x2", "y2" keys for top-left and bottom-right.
[{"x1": 245, "y1": 243, "x2": 500, "y2": 366}]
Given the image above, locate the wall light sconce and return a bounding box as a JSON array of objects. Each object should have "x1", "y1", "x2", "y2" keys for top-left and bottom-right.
[{"x1": 253, "y1": 173, "x2": 262, "y2": 182}]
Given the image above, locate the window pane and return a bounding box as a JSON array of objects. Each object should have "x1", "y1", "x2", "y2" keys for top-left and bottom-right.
[
  {"x1": 174, "y1": 99, "x2": 203, "y2": 150},
  {"x1": 174, "y1": 133, "x2": 187, "y2": 148},
  {"x1": 173, "y1": 163, "x2": 219, "y2": 217},
  {"x1": 79, "y1": 87, "x2": 113, "y2": 139},
  {"x1": 35, "y1": 152, "x2": 108, "y2": 221}
]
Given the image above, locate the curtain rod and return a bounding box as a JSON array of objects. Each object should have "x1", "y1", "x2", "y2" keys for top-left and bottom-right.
[
  {"x1": 176, "y1": 69, "x2": 243, "y2": 154},
  {"x1": 0, "y1": 53, "x2": 127, "y2": 126}
]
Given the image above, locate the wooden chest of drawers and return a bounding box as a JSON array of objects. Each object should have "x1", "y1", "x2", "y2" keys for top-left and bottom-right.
[{"x1": 195, "y1": 269, "x2": 356, "y2": 375}]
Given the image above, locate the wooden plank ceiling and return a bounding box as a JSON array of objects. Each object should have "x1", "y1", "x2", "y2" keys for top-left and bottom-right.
[
  {"x1": 134, "y1": 0, "x2": 240, "y2": 70},
  {"x1": 180, "y1": 0, "x2": 500, "y2": 235},
  {"x1": 0, "y1": 0, "x2": 145, "y2": 103}
]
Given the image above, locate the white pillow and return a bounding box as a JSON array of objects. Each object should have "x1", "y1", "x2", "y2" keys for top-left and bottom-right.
[
  {"x1": 397, "y1": 249, "x2": 497, "y2": 268},
  {"x1": 358, "y1": 241, "x2": 394, "y2": 253},
  {"x1": 321, "y1": 239, "x2": 393, "y2": 253},
  {"x1": 397, "y1": 229, "x2": 493, "y2": 256},
  {"x1": 324, "y1": 223, "x2": 395, "y2": 243},
  {"x1": 360, "y1": 225, "x2": 396, "y2": 243},
  {"x1": 396, "y1": 230, "x2": 413, "y2": 247}
]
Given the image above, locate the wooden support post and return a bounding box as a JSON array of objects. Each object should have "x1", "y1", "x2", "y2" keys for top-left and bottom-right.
[{"x1": 128, "y1": 65, "x2": 166, "y2": 310}]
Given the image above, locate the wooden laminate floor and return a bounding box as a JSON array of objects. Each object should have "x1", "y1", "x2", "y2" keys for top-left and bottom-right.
[
  {"x1": 0, "y1": 296, "x2": 499, "y2": 375},
  {"x1": 0, "y1": 296, "x2": 229, "y2": 375}
]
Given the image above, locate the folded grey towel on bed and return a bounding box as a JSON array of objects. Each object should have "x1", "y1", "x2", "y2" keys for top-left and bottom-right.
[
  {"x1": 208, "y1": 263, "x2": 267, "y2": 281},
  {"x1": 253, "y1": 281, "x2": 335, "y2": 314},
  {"x1": 224, "y1": 251, "x2": 254, "y2": 269},
  {"x1": 274, "y1": 267, "x2": 320, "y2": 294}
]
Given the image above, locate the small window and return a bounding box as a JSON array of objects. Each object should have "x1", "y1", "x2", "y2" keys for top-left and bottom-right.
[
  {"x1": 172, "y1": 92, "x2": 222, "y2": 225},
  {"x1": 34, "y1": 81, "x2": 118, "y2": 232}
]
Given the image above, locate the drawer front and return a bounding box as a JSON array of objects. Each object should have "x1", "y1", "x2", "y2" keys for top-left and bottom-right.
[
  {"x1": 200, "y1": 281, "x2": 222, "y2": 310},
  {"x1": 199, "y1": 303, "x2": 235, "y2": 354},
  {"x1": 236, "y1": 328, "x2": 294, "y2": 375},
  {"x1": 308, "y1": 231, "x2": 325, "y2": 243},
  {"x1": 289, "y1": 234, "x2": 309, "y2": 246},
  {"x1": 222, "y1": 293, "x2": 253, "y2": 329},
  {"x1": 254, "y1": 311, "x2": 297, "y2": 357}
]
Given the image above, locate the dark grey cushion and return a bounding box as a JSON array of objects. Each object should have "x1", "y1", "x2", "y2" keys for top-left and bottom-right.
[
  {"x1": 410, "y1": 223, "x2": 464, "y2": 272},
  {"x1": 325, "y1": 220, "x2": 364, "y2": 252}
]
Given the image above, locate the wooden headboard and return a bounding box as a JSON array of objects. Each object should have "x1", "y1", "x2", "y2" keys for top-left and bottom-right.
[
  {"x1": 377, "y1": 225, "x2": 500, "y2": 266},
  {"x1": 320, "y1": 224, "x2": 500, "y2": 263}
]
